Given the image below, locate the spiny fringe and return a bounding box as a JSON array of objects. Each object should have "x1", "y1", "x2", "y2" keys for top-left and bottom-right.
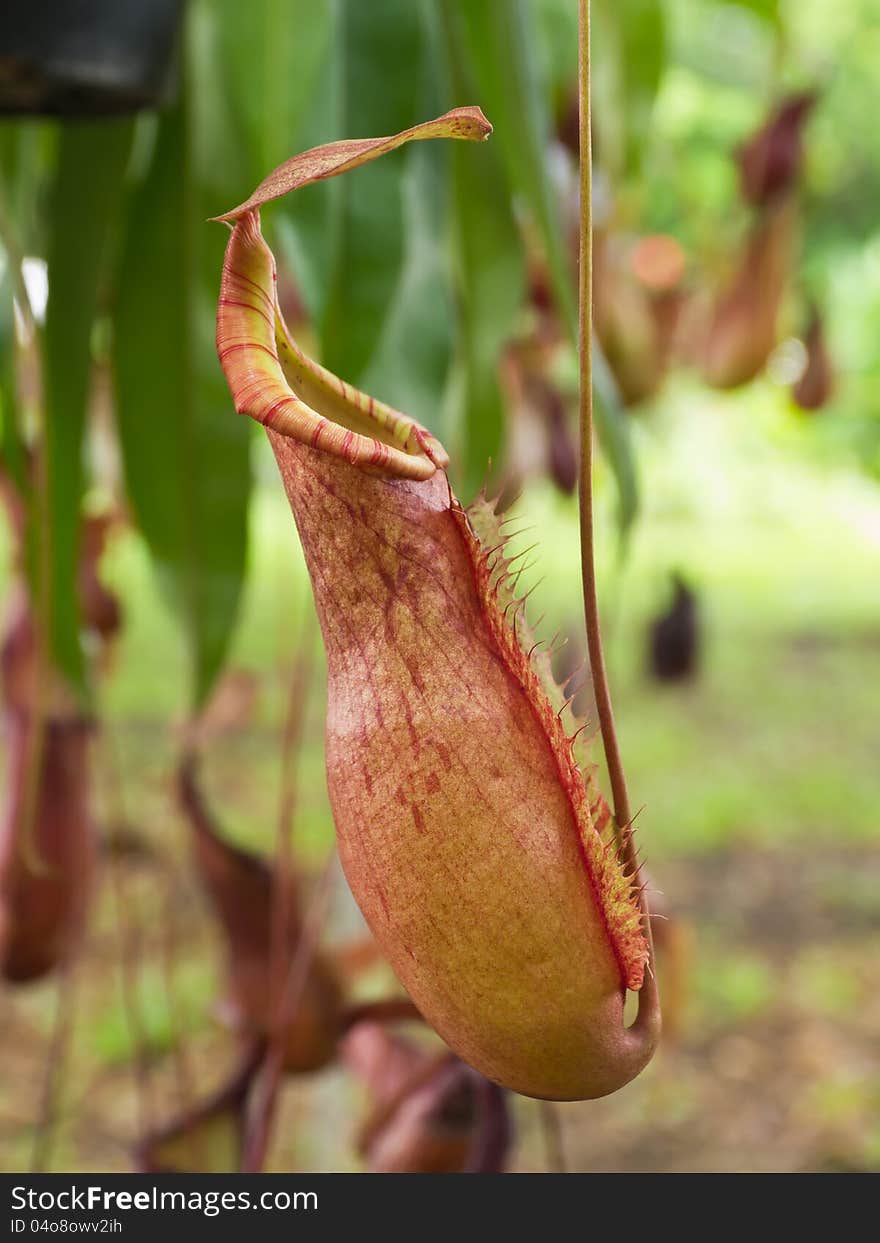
[{"x1": 453, "y1": 490, "x2": 648, "y2": 991}]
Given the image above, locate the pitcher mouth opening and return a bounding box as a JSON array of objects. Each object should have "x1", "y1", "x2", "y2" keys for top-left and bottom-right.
[{"x1": 217, "y1": 209, "x2": 448, "y2": 483}]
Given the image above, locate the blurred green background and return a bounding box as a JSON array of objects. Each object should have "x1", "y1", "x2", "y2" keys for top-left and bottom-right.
[{"x1": 0, "y1": 0, "x2": 878, "y2": 1173}]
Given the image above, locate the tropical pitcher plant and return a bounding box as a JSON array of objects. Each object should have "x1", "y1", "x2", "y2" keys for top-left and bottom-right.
[{"x1": 215, "y1": 18, "x2": 660, "y2": 1103}]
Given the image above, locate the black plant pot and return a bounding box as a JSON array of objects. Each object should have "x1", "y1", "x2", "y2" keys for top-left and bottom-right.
[{"x1": 0, "y1": 1, "x2": 185, "y2": 116}]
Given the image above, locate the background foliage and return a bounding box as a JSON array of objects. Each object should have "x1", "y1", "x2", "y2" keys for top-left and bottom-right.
[
  {"x1": 2, "y1": 0, "x2": 879, "y2": 704},
  {"x1": 0, "y1": 0, "x2": 878, "y2": 1173}
]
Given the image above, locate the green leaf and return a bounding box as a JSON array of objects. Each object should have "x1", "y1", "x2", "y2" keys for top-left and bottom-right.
[
  {"x1": 0, "y1": 120, "x2": 51, "y2": 256},
  {"x1": 42, "y1": 118, "x2": 133, "y2": 693},
  {"x1": 270, "y1": 47, "x2": 343, "y2": 328},
  {"x1": 596, "y1": 0, "x2": 667, "y2": 176},
  {"x1": 456, "y1": 1, "x2": 574, "y2": 326},
  {"x1": 454, "y1": 0, "x2": 638, "y2": 532},
  {"x1": 0, "y1": 251, "x2": 28, "y2": 504},
  {"x1": 213, "y1": 0, "x2": 333, "y2": 187},
  {"x1": 439, "y1": 0, "x2": 526, "y2": 497},
  {"x1": 593, "y1": 349, "x2": 639, "y2": 536},
  {"x1": 532, "y1": 0, "x2": 580, "y2": 117},
  {"x1": 730, "y1": 0, "x2": 781, "y2": 27},
  {"x1": 319, "y1": 0, "x2": 427, "y2": 384},
  {"x1": 114, "y1": 9, "x2": 251, "y2": 709},
  {"x1": 0, "y1": 122, "x2": 44, "y2": 568},
  {"x1": 360, "y1": 140, "x2": 455, "y2": 443},
  {"x1": 450, "y1": 147, "x2": 523, "y2": 501}
]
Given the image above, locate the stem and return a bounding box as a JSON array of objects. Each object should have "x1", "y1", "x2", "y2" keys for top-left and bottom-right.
[
  {"x1": 241, "y1": 612, "x2": 318, "y2": 1173},
  {"x1": 577, "y1": 0, "x2": 659, "y2": 1017},
  {"x1": 30, "y1": 951, "x2": 79, "y2": 1172},
  {"x1": 101, "y1": 729, "x2": 154, "y2": 1138},
  {"x1": 356, "y1": 1051, "x2": 452, "y2": 1156},
  {"x1": 268, "y1": 611, "x2": 314, "y2": 1040},
  {"x1": 0, "y1": 170, "x2": 52, "y2": 882},
  {"x1": 340, "y1": 997, "x2": 423, "y2": 1031},
  {"x1": 538, "y1": 1100, "x2": 568, "y2": 1173},
  {"x1": 242, "y1": 854, "x2": 336, "y2": 1173},
  {"x1": 158, "y1": 869, "x2": 201, "y2": 1168},
  {"x1": 577, "y1": 0, "x2": 629, "y2": 838},
  {"x1": 177, "y1": 620, "x2": 320, "y2": 1171},
  {"x1": 463, "y1": 1075, "x2": 511, "y2": 1174},
  {"x1": 0, "y1": 174, "x2": 36, "y2": 332}
]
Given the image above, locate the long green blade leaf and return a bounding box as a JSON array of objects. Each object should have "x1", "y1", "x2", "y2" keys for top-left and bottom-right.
[
  {"x1": 455, "y1": 0, "x2": 638, "y2": 531},
  {"x1": 43, "y1": 118, "x2": 133, "y2": 693},
  {"x1": 440, "y1": 0, "x2": 526, "y2": 497},
  {"x1": 360, "y1": 140, "x2": 456, "y2": 442},
  {"x1": 319, "y1": 0, "x2": 427, "y2": 384},
  {"x1": 594, "y1": 0, "x2": 667, "y2": 177},
  {"x1": 0, "y1": 199, "x2": 28, "y2": 504},
  {"x1": 214, "y1": 0, "x2": 333, "y2": 189},
  {"x1": 114, "y1": 14, "x2": 250, "y2": 708}
]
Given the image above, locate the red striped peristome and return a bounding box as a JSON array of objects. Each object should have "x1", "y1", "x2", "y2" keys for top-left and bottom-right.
[
  {"x1": 214, "y1": 113, "x2": 658, "y2": 1101},
  {"x1": 217, "y1": 210, "x2": 447, "y2": 482}
]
